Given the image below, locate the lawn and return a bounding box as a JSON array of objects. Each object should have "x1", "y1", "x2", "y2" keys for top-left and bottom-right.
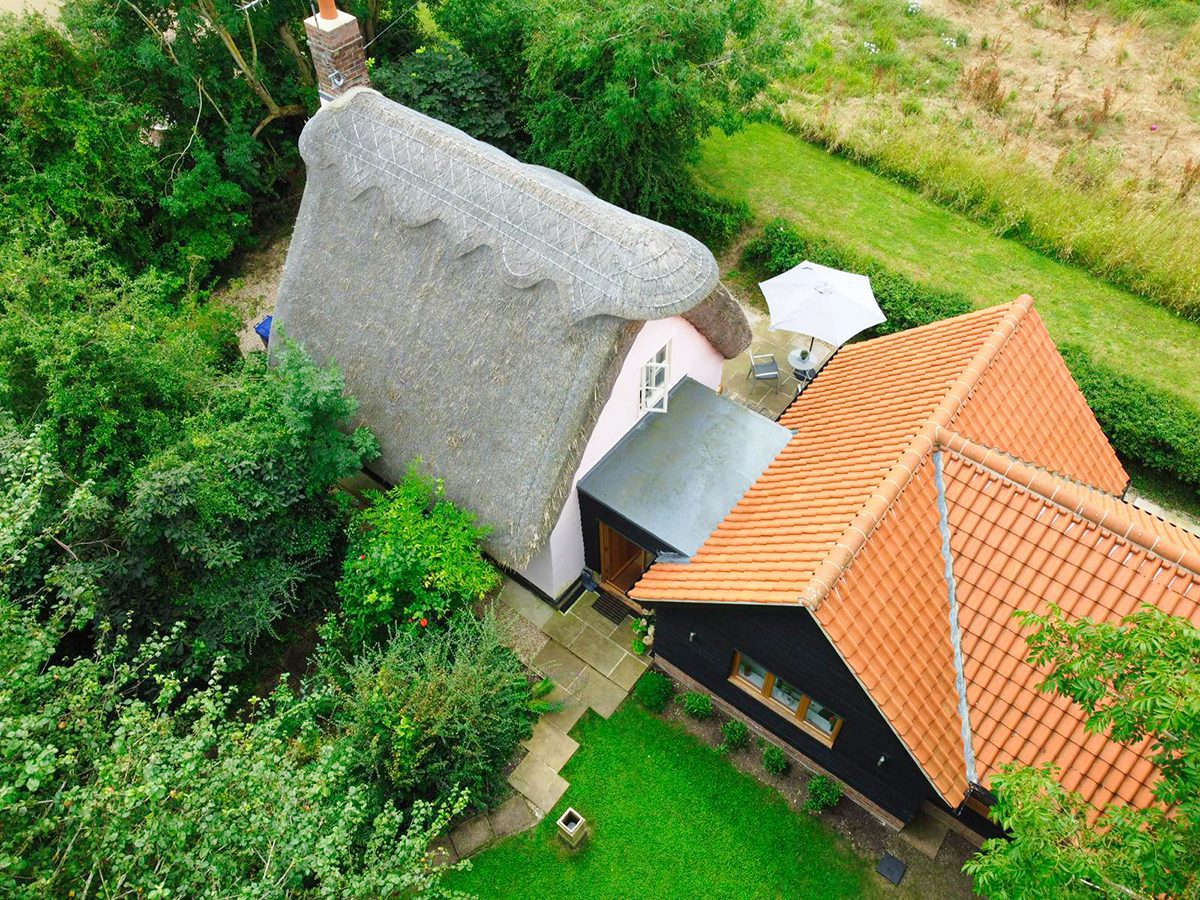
[
  {"x1": 696, "y1": 122, "x2": 1200, "y2": 414},
  {"x1": 447, "y1": 703, "x2": 891, "y2": 899}
]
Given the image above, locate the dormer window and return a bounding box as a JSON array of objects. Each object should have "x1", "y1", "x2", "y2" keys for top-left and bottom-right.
[{"x1": 639, "y1": 343, "x2": 670, "y2": 414}]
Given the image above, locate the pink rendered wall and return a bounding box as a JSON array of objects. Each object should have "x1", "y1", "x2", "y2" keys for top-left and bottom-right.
[{"x1": 518, "y1": 315, "x2": 725, "y2": 598}]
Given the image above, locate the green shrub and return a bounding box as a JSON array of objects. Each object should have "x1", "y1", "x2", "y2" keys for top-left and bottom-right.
[
  {"x1": 803, "y1": 774, "x2": 844, "y2": 814},
  {"x1": 719, "y1": 719, "x2": 751, "y2": 754},
  {"x1": 635, "y1": 670, "x2": 675, "y2": 712},
  {"x1": 662, "y1": 188, "x2": 753, "y2": 253},
  {"x1": 372, "y1": 44, "x2": 521, "y2": 155},
  {"x1": 762, "y1": 742, "x2": 790, "y2": 775},
  {"x1": 681, "y1": 691, "x2": 714, "y2": 720},
  {"x1": 320, "y1": 612, "x2": 537, "y2": 811},
  {"x1": 1059, "y1": 344, "x2": 1200, "y2": 493},
  {"x1": 743, "y1": 219, "x2": 973, "y2": 336},
  {"x1": 338, "y1": 464, "x2": 499, "y2": 646}
]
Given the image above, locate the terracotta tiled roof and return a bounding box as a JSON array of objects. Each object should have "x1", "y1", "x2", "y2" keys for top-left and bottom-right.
[
  {"x1": 939, "y1": 437, "x2": 1200, "y2": 810},
  {"x1": 633, "y1": 298, "x2": 1200, "y2": 812}
]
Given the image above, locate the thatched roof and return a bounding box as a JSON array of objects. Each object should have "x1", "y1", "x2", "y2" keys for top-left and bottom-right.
[{"x1": 274, "y1": 88, "x2": 750, "y2": 568}]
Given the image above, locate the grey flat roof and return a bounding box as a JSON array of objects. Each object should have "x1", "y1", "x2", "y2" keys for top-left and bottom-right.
[{"x1": 578, "y1": 377, "x2": 792, "y2": 557}]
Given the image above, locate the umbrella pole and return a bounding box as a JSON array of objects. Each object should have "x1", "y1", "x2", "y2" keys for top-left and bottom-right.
[{"x1": 808, "y1": 335, "x2": 815, "y2": 353}]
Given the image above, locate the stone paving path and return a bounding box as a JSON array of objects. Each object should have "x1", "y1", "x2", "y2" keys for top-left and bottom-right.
[
  {"x1": 442, "y1": 581, "x2": 647, "y2": 861},
  {"x1": 721, "y1": 300, "x2": 835, "y2": 421}
]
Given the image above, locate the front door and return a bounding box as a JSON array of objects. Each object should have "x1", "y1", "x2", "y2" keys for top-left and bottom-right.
[{"x1": 598, "y1": 521, "x2": 652, "y2": 612}]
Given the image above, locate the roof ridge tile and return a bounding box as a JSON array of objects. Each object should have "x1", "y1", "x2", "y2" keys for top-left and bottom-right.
[
  {"x1": 936, "y1": 429, "x2": 1200, "y2": 578},
  {"x1": 800, "y1": 297, "x2": 1035, "y2": 609}
]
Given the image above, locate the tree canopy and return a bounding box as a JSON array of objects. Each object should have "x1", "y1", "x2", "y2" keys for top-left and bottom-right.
[{"x1": 965, "y1": 605, "x2": 1200, "y2": 899}]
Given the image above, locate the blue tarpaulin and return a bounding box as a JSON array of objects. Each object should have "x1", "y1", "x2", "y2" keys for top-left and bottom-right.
[{"x1": 254, "y1": 315, "x2": 273, "y2": 348}]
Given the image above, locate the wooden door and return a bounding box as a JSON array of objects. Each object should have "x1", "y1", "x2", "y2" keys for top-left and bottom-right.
[{"x1": 598, "y1": 521, "x2": 652, "y2": 602}]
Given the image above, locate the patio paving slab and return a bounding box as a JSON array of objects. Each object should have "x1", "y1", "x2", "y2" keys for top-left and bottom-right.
[
  {"x1": 543, "y1": 611, "x2": 588, "y2": 646},
  {"x1": 899, "y1": 808, "x2": 950, "y2": 859},
  {"x1": 571, "y1": 600, "x2": 622, "y2": 637},
  {"x1": 569, "y1": 624, "x2": 627, "y2": 675},
  {"x1": 574, "y1": 666, "x2": 628, "y2": 718},
  {"x1": 521, "y1": 720, "x2": 580, "y2": 772},
  {"x1": 608, "y1": 653, "x2": 650, "y2": 692},
  {"x1": 489, "y1": 795, "x2": 536, "y2": 839},
  {"x1": 507, "y1": 753, "x2": 569, "y2": 814},
  {"x1": 498, "y1": 580, "x2": 554, "y2": 628},
  {"x1": 610, "y1": 617, "x2": 637, "y2": 649},
  {"x1": 450, "y1": 812, "x2": 494, "y2": 858},
  {"x1": 532, "y1": 641, "x2": 588, "y2": 690}
]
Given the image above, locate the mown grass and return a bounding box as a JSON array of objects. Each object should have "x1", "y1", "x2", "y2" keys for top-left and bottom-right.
[
  {"x1": 695, "y1": 122, "x2": 1200, "y2": 412},
  {"x1": 781, "y1": 109, "x2": 1200, "y2": 320},
  {"x1": 446, "y1": 704, "x2": 888, "y2": 899}
]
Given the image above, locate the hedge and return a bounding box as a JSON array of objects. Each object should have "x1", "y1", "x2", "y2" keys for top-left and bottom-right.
[
  {"x1": 742, "y1": 219, "x2": 1200, "y2": 497},
  {"x1": 743, "y1": 219, "x2": 974, "y2": 337}
]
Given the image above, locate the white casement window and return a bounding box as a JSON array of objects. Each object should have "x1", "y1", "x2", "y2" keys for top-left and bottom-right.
[{"x1": 639, "y1": 343, "x2": 671, "y2": 414}]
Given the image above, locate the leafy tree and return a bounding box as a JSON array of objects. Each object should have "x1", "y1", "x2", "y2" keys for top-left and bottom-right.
[
  {"x1": 0, "y1": 15, "x2": 161, "y2": 263},
  {"x1": 115, "y1": 342, "x2": 378, "y2": 668},
  {"x1": 0, "y1": 598, "x2": 469, "y2": 897},
  {"x1": 338, "y1": 465, "x2": 499, "y2": 645},
  {"x1": 318, "y1": 611, "x2": 538, "y2": 811},
  {"x1": 436, "y1": 0, "x2": 793, "y2": 242},
  {"x1": 373, "y1": 44, "x2": 520, "y2": 154},
  {"x1": 965, "y1": 605, "x2": 1200, "y2": 899},
  {"x1": 0, "y1": 240, "x2": 378, "y2": 665}
]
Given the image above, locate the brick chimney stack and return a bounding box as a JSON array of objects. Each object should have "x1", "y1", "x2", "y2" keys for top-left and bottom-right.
[{"x1": 304, "y1": 0, "x2": 370, "y2": 106}]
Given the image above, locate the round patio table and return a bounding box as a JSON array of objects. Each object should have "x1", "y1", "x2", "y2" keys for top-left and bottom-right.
[{"x1": 787, "y1": 347, "x2": 818, "y2": 381}]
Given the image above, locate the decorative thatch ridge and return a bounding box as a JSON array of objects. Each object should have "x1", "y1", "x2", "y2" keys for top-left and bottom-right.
[{"x1": 274, "y1": 88, "x2": 750, "y2": 568}]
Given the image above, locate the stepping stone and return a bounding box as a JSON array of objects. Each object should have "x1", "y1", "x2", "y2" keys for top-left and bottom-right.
[
  {"x1": 539, "y1": 686, "x2": 588, "y2": 734},
  {"x1": 508, "y1": 753, "x2": 569, "y2": 814},
  {"x1": 533, "y1": 641, "x2": 588, "y2": 690},
  {"x1": 898, "y1": 808, "x2": 951, "y2": 859},
  {"x1": 498, "y1": 579, "x2": 554, "y2": 628},
  {"x1": 450, "y1": 812, "x2": 494, "y2": 858},
  {"x1": 429, "y1": 836, "x2": 458, "y2": 866},
  {"x1": 521, "y1": 720, "x2": 580, "y2": 772},
  {"x1": 574, "y1": 666, "x2": 628, "y2": 718},
  {"x1": 569, "y1": 624, "x2": 626, "y2": 674},
  {"x1": 489, "y1": 795, "x2": 536, "y2": 839},
  {"x1": 608, "y1": 652, "x2": 649, "y2": 691}
]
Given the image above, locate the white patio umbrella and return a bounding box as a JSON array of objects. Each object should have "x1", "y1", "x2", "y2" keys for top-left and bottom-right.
[{"x1": 758, "y1": 261, "x2": 885, "y2": 349}]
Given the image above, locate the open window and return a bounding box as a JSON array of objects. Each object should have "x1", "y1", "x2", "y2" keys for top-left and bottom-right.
[
  {"x1": 639, "y1": 343, "x2": 670, "y2": 414},
  {"x1": 730, "y1": 651, "x2": 845, "y2": 747}
]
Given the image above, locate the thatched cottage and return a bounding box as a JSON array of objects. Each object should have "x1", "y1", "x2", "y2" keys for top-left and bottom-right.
[{"x1": 273, "y1": 83, "x2": 759, "y2": 601}]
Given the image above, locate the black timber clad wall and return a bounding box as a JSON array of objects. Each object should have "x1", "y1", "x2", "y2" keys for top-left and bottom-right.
[
  {"x1": 655, "y1": 602, "x2": 935, "y2": 823},
  {"x1": 578, "y1": 491, "x2": 679, "y2": 573}
]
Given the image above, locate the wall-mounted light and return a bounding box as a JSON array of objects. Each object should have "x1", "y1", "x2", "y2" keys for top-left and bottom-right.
[
  {"x1": 877, "y1": 754, "x2": 888, "y2": 767},
  {"x1": 689, "y1": 631, "x2": 697, "y2": 642}
]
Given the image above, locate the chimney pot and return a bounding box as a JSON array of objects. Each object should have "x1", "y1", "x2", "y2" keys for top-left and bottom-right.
[{"x1": 304, "y1": 2, "x2": 370, "y2": 105}]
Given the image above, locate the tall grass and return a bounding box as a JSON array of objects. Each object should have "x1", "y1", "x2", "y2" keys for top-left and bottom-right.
[{"x1": 782, "y1": 105, "x2": 1200, "y2": 320}]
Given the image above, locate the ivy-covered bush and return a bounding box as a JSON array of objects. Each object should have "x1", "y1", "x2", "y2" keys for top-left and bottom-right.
[
  {"x1": 319, "y1": 612, "x2": 538, "y2": 810},
  {"x1": 338, "y1": 465, "x2": 499, "y2": 645},
  {"x1": 0, "y1": 241, "x2": 379, "y2": 669},
  {"x1": 803, "y1": 774, "x2": 844, "y2": 814},
  {"x1": 635, "y1": 670, "x2": 675, "y2": 712},
  {"x1": 762, "y1": 742, "x2": 791, "y2": 775},
  {"x1": 682, "y1": 691, "x2": 714, "y2": 720},
  {"x1": 719, "y1": 719, "x2": 751, "y2": 754},
  {"x1": 0, "y1": 598, "x2": 465, "y2": 896},
  {"x1": 743, "y1": 218, "x2": 973, "y2": 336},
  {"x1": 372, "y1": 44, "x2": 521, "y2": 155}
]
